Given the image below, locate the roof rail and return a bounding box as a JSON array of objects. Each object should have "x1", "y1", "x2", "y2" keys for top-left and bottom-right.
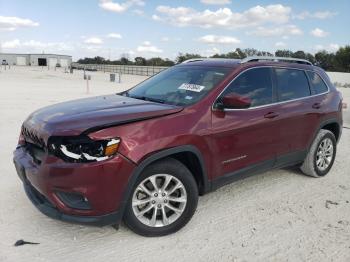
[
  {"x1": 181, "y1": 58, "x2": 238, "y2": 64},
  {"x1": 181, "y1": 58, "x2": 206, "y2": 64},
  {"x1": 240, "y1": 56, "x2": 313, "y2": 65}
]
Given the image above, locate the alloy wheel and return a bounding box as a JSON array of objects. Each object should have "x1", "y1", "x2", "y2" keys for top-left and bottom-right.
[
  {"x1": 316, "y1": 137, "x2": 334, "y2": 171},
  {"x1": 132, "y1": 174, "x2": 187, "y2": 227}
]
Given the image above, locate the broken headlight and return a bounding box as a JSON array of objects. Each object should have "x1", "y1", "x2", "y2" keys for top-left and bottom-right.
[{"x1": 48, "y1": 136, "x2": 120, "y2": 163}]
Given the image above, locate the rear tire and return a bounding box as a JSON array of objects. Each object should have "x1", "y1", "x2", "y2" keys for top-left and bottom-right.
[
  {"x1": 300, "y1": 129, "x2": 336, "y2": 177},
  {"x1": 123, "y1": 158, "x2": 198, "y2": 236}
]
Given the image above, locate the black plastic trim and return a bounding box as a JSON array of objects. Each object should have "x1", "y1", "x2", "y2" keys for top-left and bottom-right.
[
  {"x1": 211, "y1": 158, "x2": 274, "y2": 191},
  {"x1": 211, "y1": 150, "x2": 307, "y2": 191},
  {"x1": 311, "y1": 118, "x2": 342, "y2": 146},
  {"x1": 274, "y1": 150, "x2": 307, "y2": 168},
  {"x1": 23, "y1": 182, "x2": 120, "y2": 226}
]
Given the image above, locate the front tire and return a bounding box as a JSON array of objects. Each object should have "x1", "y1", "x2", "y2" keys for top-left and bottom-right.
[
  {"x1": 123, "y1": 158, "x2": 198, "y2": 236},
  {"x1": 300, "y1": 129, "x2": 336, "y2": 177}
]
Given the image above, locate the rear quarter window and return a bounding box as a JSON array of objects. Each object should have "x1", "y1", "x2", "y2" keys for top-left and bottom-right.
[
  {"x1": 306, "y1": 71, "x2": 329, "y2": 95},
  {"x1": 275, "y1": 68, "x2": 311, "y2": 102}
]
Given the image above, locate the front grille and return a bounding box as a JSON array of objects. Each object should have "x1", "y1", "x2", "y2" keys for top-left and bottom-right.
[{"x1": 21, "y1": 126, "x2": 46, "y2": 149}]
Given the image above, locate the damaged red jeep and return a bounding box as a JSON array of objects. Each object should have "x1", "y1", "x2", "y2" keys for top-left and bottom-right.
[{"x1": 14, "y1": 57, "x2": 343, "y2": 236}]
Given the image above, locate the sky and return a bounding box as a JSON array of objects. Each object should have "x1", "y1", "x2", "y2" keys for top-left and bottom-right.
[{"x1": 0, "y1": 0, "x2": 349, "y2": 61}]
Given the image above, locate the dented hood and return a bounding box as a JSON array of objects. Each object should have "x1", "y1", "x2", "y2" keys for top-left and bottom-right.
[{"x1": 23, "y1": 94, "x2": 183, "y2": 142}]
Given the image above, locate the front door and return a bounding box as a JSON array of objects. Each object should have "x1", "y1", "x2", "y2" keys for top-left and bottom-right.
[{"x1": 210, "y1": 67, "x2": 280, "y2": 183}]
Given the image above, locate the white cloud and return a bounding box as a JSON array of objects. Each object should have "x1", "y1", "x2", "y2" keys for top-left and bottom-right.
[
  {"x1": 99, "y1": 0, "x2": 144, "y2": 13},
  {"x1": 310, "y1": 28, "x2": 329, "y2": 38},
  {"x1": 1, "y1": 39, "x2": 21, "y2": 48},
  {"x1": 248, "y1": 24, "x2": 302, "y2": 37},
  {"x1": 314, "y1": 43, "x2": 339, "y2": 52},
  {"x1": 84, "y1": 37, "x2": 103, "y2": 45},
  {"x1": 199, "y1": 35, "x2": 240, "y2": 45},
  {"x1": 0, "y1": 16, "x2": 39, "y2": 31},
  {"x1": 153, "y1": 4, "x2": 291, "y2": 29},
  {"x1": 136, "y1": 41, "x2": 163, "y2": 53},
  {"x1": 329, "y1": 43, "x2": 340, "y2": 51},
  {"x1": 82, "y1": 45, "x2": 103, "y2": 52},
  {"x1": 1, "y1": 39, "x2": 73, "y2": 52},
  {"x1": 200, "y1": 0, "x2": 231, "y2": 5},
  {"x1": 275, "y1": 41, "x2": 286, "y2": 47},
  {"x1": 161, "y1": 37, "x2": 169, "y2": 42},
  {"x1": 22, "y1": 40, "x2": 73, "y2": 51},
  {"x1": 294, "y1": 11, "x2": 337, "y2": 20},
  {"x1": 107, "y1": 33, "x2": 122, "y2": 39},
  {"x1": 203, "y1": 47, "x2": 221, "y2": 57},
  {"x1": 132, "y1": 9, "x2": 144, "y2": 15}
]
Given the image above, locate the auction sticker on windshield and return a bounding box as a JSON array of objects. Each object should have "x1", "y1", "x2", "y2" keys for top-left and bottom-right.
[{"x1": 178, "y1": 83, "x2": 205, "y2": 92}]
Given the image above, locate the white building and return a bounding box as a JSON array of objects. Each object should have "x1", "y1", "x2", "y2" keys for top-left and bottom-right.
[{"x1": 0, "y1": 53, "x2": 72, "y2": 67}]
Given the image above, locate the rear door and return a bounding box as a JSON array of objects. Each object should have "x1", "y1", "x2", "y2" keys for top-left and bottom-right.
[
  {"x1": 272, "y1": 68, "x2": 321, "y2": 163},
  {"x1": 211, "y1": 67, "x2": 280, "y2": 181}
]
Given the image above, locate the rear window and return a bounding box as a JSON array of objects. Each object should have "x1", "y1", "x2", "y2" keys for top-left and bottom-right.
[
  {"x1": 306, "y1": 71, "x2": 328, "y2": 95},
  {"x1": 275, "y1": 68, "x2": 310, "y2": 102}
]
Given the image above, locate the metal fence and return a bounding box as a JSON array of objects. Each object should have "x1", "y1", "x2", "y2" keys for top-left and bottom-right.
[{"x1": 72, "y1": 63, "x2": 169, "y2": 76}]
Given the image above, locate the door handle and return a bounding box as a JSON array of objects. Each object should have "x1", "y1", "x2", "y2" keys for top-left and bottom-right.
[
  {"x1": 312, "y1": 103, "x2": 321, "y2": 109},
  {"x1": 264, "y1": 112, "x2": 279, "y2": 119}
]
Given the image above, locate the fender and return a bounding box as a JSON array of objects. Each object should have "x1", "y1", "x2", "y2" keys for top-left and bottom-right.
[{"x1": 115, "y1": 145, "x2": 210, "y2": 225}]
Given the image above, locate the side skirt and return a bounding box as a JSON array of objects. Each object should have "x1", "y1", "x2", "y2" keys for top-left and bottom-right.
[{"x1": 211, "y1": 150, "x2": 307, "y2": 191}]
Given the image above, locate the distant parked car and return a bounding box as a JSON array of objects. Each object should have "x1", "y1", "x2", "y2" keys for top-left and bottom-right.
[
  {"x1": 14, "y1": 57, "x2": 343, "y2": 236},
  {"x1": 2, "y1": 60, "x2": 8, "y2": 65}
]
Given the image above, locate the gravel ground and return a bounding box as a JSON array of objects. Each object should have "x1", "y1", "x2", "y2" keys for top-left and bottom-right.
[{"x1": 0, "y1": 66, "x2": 349, "y2": 262}]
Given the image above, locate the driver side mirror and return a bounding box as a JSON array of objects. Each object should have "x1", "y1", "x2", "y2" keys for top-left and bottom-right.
[{"x1": 215, "y1": 93, "x2": 251, "y2": 110}]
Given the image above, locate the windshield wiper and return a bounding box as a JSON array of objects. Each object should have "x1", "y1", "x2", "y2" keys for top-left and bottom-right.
[{"x1": 129, "y1": 95, "x2": 165, "y2": 104}]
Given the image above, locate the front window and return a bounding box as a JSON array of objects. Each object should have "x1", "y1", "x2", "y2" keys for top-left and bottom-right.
[
  {"x1": 221, "y1": 67, "x2": 274, "y2": 107},
  {"x1": 124, "y1": 66, "x2": 231, "y2": 106}
]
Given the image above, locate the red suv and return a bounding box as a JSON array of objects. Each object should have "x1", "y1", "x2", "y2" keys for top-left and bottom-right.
[{"x1": 14, "y1": 57, "x2": 343, "y2": 236}]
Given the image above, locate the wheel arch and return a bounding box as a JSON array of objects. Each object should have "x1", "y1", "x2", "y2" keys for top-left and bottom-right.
[
  {"x1": 309, "y1": 118, "x2": 342, "y2": 150},
  {"x1": 320, "y1": 121, "x2": 341, "y2": 142},
  {"x1": 117, "y1": 145, "x2": 210, "y2": 222}
]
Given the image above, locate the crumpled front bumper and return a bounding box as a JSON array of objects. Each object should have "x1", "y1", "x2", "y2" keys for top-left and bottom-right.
[{"x1": 13, "y1": 145, "x2": 136, "y2": 226}]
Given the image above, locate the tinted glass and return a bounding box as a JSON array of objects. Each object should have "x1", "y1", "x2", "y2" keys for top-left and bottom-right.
[
  {"x1": 126, "y1": 66, "x2": 231, "y2": 106},
  {"x1": 221, "y1": 67, "x2": 273, "y2": 107},
  {"x1": 275, "y1": 68, "x2": 310, "y2": 101},
  {"x1": 306, "y1": 71, "x2": 328, "y2": 95}
]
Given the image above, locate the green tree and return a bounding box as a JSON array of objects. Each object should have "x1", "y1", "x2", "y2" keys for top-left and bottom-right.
[
  {"x1": 134, "y1": 56, "x2": 146, "y2": 65},
  {"x1": 120, "y1": 57, "x2": 129, "y2": 65},
  {"x1": 275, "y1": 50, "x2": 293, "y2": 57},
  {"x1": 234, "y1": 48, "x2": 247, "y2": 59},
  {"x1": 162, "y1": 59, "x2": 175, "y2": 66},
  {"x1": 175, "y1": 53, "x2": 202, "y2": 63},
  {"x1": 292, "y1": 51, "x2": 307, "y2": 59},
  {"x1": 315, "y1": 51, "x2": 336, "y2": 71},
  {"x1": 225, "y1": 51, "x2": 241, "y2": 59},
  {"x1": 305, "y1": 53, "x2": 316, "y2": 64},
  {"x1": 147, "y1": 57, "x2": 164, "y2": 66},
  {"x1": 335, "y1": 46, "x2": 350, "y2": 72}
]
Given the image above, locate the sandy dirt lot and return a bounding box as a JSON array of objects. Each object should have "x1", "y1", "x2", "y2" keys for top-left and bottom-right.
[{"x1": 0, "y1": 66, "x2": 350, "y2": 262}]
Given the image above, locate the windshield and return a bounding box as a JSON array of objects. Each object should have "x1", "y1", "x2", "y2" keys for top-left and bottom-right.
[{"x1": 124, "y1": 66, "x2": 231, "y2": 106}]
